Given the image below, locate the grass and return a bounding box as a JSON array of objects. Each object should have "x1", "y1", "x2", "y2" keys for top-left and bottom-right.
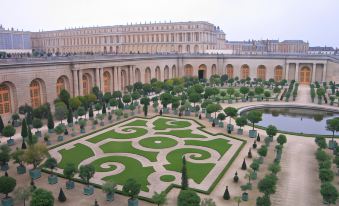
[
  {"x1": 139, "y1": 136, "x2": 178, "y2": 149},
  {"x1": 58, "y1": 143, "x2": 95, "y2": 169},
  {"x1": 185, "y1": 138, "x2": 231, "y2": 159},
  {"x1": 90, "y1": 156, "x2": 155, "y2": 192},
  {"x1": 100, "y1": 141, "x2": 158, "y2": 162},
  {"x1": 160, "y1": 175, "x2": 176, "y2": 182},
  {"x1": 164, "y1": 148, "x2": 215, "y2": 184},
  {"x1": 87, "y1": 127, "x2": 148, "y2": 143},
  {"x1": 157, "y1": 129, "x2": 206, "y2": 138},
  {"x1": 124, "y1": 119, "x2": 148, "y2": 127},
  {"x1": 153, "y1": 118, "x2": 191, "y2": 130}
]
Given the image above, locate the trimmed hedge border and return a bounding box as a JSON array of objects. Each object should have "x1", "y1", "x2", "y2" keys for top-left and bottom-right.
[{"x1": 44, "y1": 114, "x2": 246, "y2": 203}]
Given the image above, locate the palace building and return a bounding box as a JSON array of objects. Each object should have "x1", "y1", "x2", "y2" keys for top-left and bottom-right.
[{"x1": 31, "y1": 21, "x2": 226, "y2": 55}]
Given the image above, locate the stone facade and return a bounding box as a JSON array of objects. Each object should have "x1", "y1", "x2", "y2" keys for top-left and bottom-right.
[
  {"x1": 31, "y1": 21, "x2": 226, "y2": 55},
  {"x1": 1, "y1": 54, "x2": 338, "y2": 119}
]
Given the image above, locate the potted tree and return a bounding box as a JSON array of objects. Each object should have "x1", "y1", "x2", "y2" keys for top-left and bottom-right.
[
  {"x1": 11, "y1": 148, "x2": 26, "y2": 174},
  {"x1": 79, "y1": 164, "x2": 95, "y2": 195},
  {"x1": 115, "y1": 109, "x2": 123, "y2": 120},
  {"x1": 44, "y1": 157, "x2": 58, "y2": 184},
  {"x1": 79, "y1": 119, "x2": 87, "y2": 133},
  {"x1": 63, "y1": 163, "x2": 77, "y2": 190},
  {"x1": 248, "y1": 91, "x2": 255, "y2": 102},
  {"x1": 194, "y1": 105, "x2": 200, "y2": 117},
  {"x1": 122, "y1": 178, "x2": 141, "y2": 206},
  {"x1": 30, "y1": 188, "x2": 54, "y2": 206},
  {"x1": 96, "y1": 114, "x2": 105, "y2": 126},
  {"x1": 32, "y1": 118, "x2": 43, "y2": 138},
  {"x1": 217, "y1": 113, "x2": 226, "y2": 128},
  {"x1": 250, "y1": 159, "x2": 260, "y2": 180},
  {"x1": 240, "y1": 86, "x2": 249, "y2": 102},
  {"x1": 0, "y1": 145, "x2": 11, "y2": 172},
  {"x1": 224, "y1": 107, "x2": 238, "y2": 133},
  {"x1": 2, "y1": 125, "x2": 16, "y2": 146},
  {"x1": 171, "y1": 97, "x2": 180, "y2": 115},
  {"x1": 11, "y1": 113, "x2": 21, "y2": 127},
  {"x1": 206, "y1": 103, "x2": 222, "y2": 124},
  {"x1": 317, "y1": 88, "x2": 325, "y2": 105},
  {"x1": 102, "y1": 181, "x2": 117, "y2": 202},
  {"x1": 160, "y1": 92, "x2": 173, "y2": 114},
  {"x1": 326, "y1": 117, "x2": 339, "y2": 149},
  {"x1": 264, "y1": 91, "x2": 271, "y2": 101},
  {"x1": 0, "y1": 176, "x2": 16, "y2": 206},
  {"x1": 44, "y1": 133, "x2": 51, "y2": 145},
  {"x1": 152, "y1": 191, "x2": 167, "y2": 206},
  {"x1": 235, "y1": 117, "x2": 247, "y2": 135},
  {"x1": 47, "y1": 111, "x2": 54, "y2": 133},
  {"x1": 227, "y1": 88, "x2": 235, "y2": 103},
  {"x1": 23, "y1": 143, "x2": 49, "y2": 179},
  {"x1": 257, "y1": 145, "x2": 268, "y2": 164},
  {"x1": 54, "y1": 124, "x2": 64, "y2": 142},
  {"x1": 266, "y1": 125, "x2": 278, "y2": 142},
  {"x1": 246, "y1": 111, "x2": 262, "y2": 138}
]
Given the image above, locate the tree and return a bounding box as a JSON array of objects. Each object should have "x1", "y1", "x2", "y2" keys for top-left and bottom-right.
[
  {"x1": 277, "y1": 134, "x2": 287, "y2": 146},
  {"x1": 233, "y1": 196, "x2": 242, "y2": 206},
  {"x1": 102, "y1": 181, "x2": 117, "y2": 197},
  {"x1": 227, "y1": 87, "x2": 235, "y2": 98},
  {"x1": 152, "y1": 191, "x2": 167, "y2": 206},
  {"x1": 236, "y1": 117, "x2": 247, "y2": 129},
  {"x1": 2, "y1": 125, "x2": 16, "y2": 140},
  {"x1": 258, "y1": 174, "x2": 277, "y2": 196},
  {"x1": 320, "y1": 182, "x2": 338, "y2": 205},
  {"x1": 131, "y1": 92, "x2": 141, "y2": 104},
  {"x1": 30, "y1": 188, "x2": 54, "y2": 206},
  {"x1": 79, "y1": 164, "x2": 95, "y2": 186},
  {"x1": 32, "y1": 118, "x2": 43, "y2": 133},
  {"x1": 59, "y1": 89, "x2": 71, "y2": 107},
  {"x1": 201, "y1": 198, "x2": 217, "y2": 206},
  {"x1": 103, "y1": 92, "x2": 112, "y2": 103},
  {"x1": 0, "y1": 145, "x2": 11, "y2": 168},
  {"x1": 247, "y1": 110, "x2": 263, "y2": 130},
  {"x1": 21, "y1": 118, "x2": 28, "y2": 138},
  {"x1": 122, "y1": 178, "x2": 141, "y2": 200},
  {"x1": 223, "y1": 186, "x2": 230, "y2": 200},
  {"x1": 266, "y1": 125, "x2": 277, "y2": 137},
  {"x1": 58, "y1": 188, "x2": 66, "y2": 202},
  {"x1": 140, "y1": 97, "x2": 150, "y2": 117},
  {"x1": 206, "y1": 103, "x2": 222, "y2": 119},
  {"x1": 258, "y1": 145, "x2": 268, "y2": 159},
  {"x1": 256, "y1": 194, "x2": 271, "y2": 206},
  {"x1": 63, "y1": 163, "x2": 77, "y2": 182},
  {"x1": 239, "y1": 86, "x2": 249, "y2": 98},
  {"x1": 11, "y1": 147, "x2": 25, "y2": 168},
  {"x1": 188, "y1": 92, "x2": 201, "y2": 107},
  {"x1": 224, "y1": 107, "x2": 238, "y2": 124},
  {"x1": 14, "y1": 186, "x2": 31, "y2": 206},
  {"x1": 23, "y1": 143, "x2": 48, "y2": 169},
  {"x1": 0, "y1": 115, "x2": 4, "y2": 134},
  {"x1": 54, "y1": 102, "x2": 68, "y2": 123},
  {"x1": 268, "y1": 162, "x2": 281, "y2": 175},
  {"x1": 177, "y1": 189, "x2": 200, "y2": 206},
  {"x1": 319, "y1": 169, "x2": 334, "y2": 182},
  {"x1": 123, "y1": 94, "x2": 132, "y2": 105},
  {"x1": 102, "y1": 103, "x2": 107, "y2": 114},
  {"x1": 112, "y1": 91, "x2": 122, "y2": 100},
  {"x1": 326, "y1": 117, "x2": 339, "y2": 145},
  {"x1": 250, "y1": 160, "x2": 260, "y2": 172},
  {"x1": 47, "y1": 111, "x2": 54, "y2": 130},
  {"x1": 69, "y1": 97, "x2": 81, "y2": 111},
  {"x1": 160, "y1": 92, "x2": 173, "y2": 108},
  {"x1": 44, "y1": 157, "x2": 57, "y2": 173},
  {"x1": 0, "y1": 176, "x2": 16, "y2": 199},
  {"x1": 181, "y1": 156, "x2": 189, "y2": 190}
]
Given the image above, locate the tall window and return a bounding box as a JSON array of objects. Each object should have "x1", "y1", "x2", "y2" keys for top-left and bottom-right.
[
  {"x1": 257, "y1": 65, "x2": 266, "y2": 80},
  {"x1": 145, "y1": 68, "x2": 151, "y2": 83},
  {"x1": 30, "y1": 80, "x2": 41, "y2": 109},
  {"x1": 83, "y1": 75, "x2": 90, "y2": 95},
  {"x1": 274, "y1": 66, "x2": 283, "y2": 82},
  {"x1": 184, "y1": 65, "x2": 193, "y2": 77},
  {"x1": 103, "y1": 71, "x2": 111, "y2": 93},
  {"x1": 0, "y1": 85, "x2": 11, "y2": 115},
  {"x1": 56, "y1": 77, "x2": 65, "y2": 96},
  {"x1": 241, "y1": 65, "x2": 250, "y2": 80},
  {"x1": 226, "y1": 65, "x2": 234, "y2": 78}
]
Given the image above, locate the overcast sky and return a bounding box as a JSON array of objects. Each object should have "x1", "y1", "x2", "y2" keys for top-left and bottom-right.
[{"x1": 1, "y1": 0, "x2": 338, "y2": 47}]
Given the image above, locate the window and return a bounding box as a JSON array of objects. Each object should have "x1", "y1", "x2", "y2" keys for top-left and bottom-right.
[
  {"x1": 30, "y1": 80, "x2": 41, "y2": 109},
  {"x1": 0, "y1": 85, "x2": 11, "y2": 115}
]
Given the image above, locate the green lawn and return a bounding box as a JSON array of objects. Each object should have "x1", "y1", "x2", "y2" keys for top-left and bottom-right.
[
  {"x1": 164, "y1": 148, "x2": 215, "y2": 184},
  {"x1": 157, "y1": 129, "x2": 206, "y2": 138},
  {"x1": 139, "y1": 136, "x2": 178, "y2": 149},
  {"x1": 124, "y1": 119, "x2": 148, "y2": 127},
  {"x1": 90, "y1": 156, "x2": 155, "y2": 192},
  {"x1": 153, "y1": 118, "x2": 191, "y2": 130},
  {"x1": 58, "y1": 143, "x2": 95, "y2": 169},
  {"x1": 100, "y1": 141, "x2": 158, "y2": 162},
  {"x1": 87, "y1": 127, "x2": 148, "y2": 143},
  {"x1": 185, "y1": 138, "x2": 231, "y2": 159}
]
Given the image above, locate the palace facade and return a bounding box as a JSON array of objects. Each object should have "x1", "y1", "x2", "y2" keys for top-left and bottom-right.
[
  {"x1": 1, "y1": 54, "x2": 339, "y2": 119},
  {"x1": 31, "y1": 21, "x2": 226, "y2": 55}
]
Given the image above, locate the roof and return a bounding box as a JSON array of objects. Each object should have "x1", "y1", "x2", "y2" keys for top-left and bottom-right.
[{"x1": 309, "y1": 46, "x2": 335, "y2": 51}]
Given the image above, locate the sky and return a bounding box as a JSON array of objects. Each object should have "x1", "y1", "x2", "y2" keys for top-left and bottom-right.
[{"x1": 1, "y1": 0, "x2": 338, "y2": 47}]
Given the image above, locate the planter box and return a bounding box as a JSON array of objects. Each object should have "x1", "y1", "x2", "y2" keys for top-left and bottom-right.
[
  {"x1": 16, "y1": 165, "x2": 26, "y2": 175},
  {"x1": 227, "y1": 124, "x2": 234, "y2": 131},
  {"x1": 35, "y1": 131, "x2": 42, "y2": 138},
  {"x1": 184, "y1": 111, "x2": 191, "y2": 116},
  {"x1": 48, "y1": 175, "x2": 58, "y2": 185},
  {"x1": 208, "y1": 117, "x2": 214, "y2": 122},
  {"x1": 242, "y1": 98, "x2": 246, "y2": 102},
  {"x1": 202, "y1": 108, "x2": 206, "y2": 113},
  {"x1": 100, "y1": 122, "x2": 105, "y2": 126},
  {"x1": 163, "y1": 108, "x2": 169, "y2": 114},
  {"x1": 106, "y1": 193, "x2": 114, "y2": 202},
  {"x1": 66, "y1": 180, "x2": 75, "y2": 190},
  {"x1": 218, "y1": 122, "x2": 224, "y2": 128},
  {"x1": 83, "y1": 185, "x2": 94, "y2": 195},
  {"x1": 237, "y1": 128, "x2": 243, "y2": 135},
  {"x1": 241, "y1": 192, "x2": 248, "y2": 201},
  {"x1": 57, "y1": 135, "x2": 64, "y2": 142},
  {"x1": 249, "y1": 97, "x2": 253, "y2": 102},
  {"x1": 249, "y1": 130, "x2": 257, "y2": 138},
  {"x1": 7, "y1": 139, "x2": 15, "y2": 146},
  {"x1": 195, "y1": 112, "x2": 199, "y2": 117},
  {"x1": 128, "y1": 198, "x2": 139, "y2": 206},
  {"x1": 228, "y1": 99, "x2": 233, "y2": 104},
  {"x1": 48, "y1": 129, "x2": 54, "y2": 133},
  {"x1": 1, "y1": 198, "x2": 13, "y2": 206},
  {"x1": 1, "y1": 163, "x2": 9, "y2": 171},
  {"x1": 329, "y1": 140, "x2": 337, "y2": 150},
  {"x1": 29, "y1": 169, "x2": 41, "y2": 180},
  {"x1": 205, "y1": 113, "x2": 211, "y2": 118},
  {"x1": 173, "y1": 110, "x2": 178, "y2": 115}
]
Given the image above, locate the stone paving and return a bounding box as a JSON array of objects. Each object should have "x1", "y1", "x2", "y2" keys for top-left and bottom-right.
[{"x1": 48, "y1": 116, "x2": 243, "y2": 198}]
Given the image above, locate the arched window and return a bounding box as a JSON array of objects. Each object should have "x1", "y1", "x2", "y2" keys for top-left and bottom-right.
[
  {"x1": 164, "y1": 66, "x2": 169, "y2": 80},
  {"x1": 103, "y1": 71, "x2": 111, "y2": 93},
  {"x1": 30, "y1": 80, "x2": 41, "y2": 109},
  {"x1": 135, "y1": 68, "x2": 141, "y2": 82},
  {"x1": 155, "y1": 67, "x2": 161, "y2": 80},
  {"x1": 56, "y1": 77, "x2": 65, "y2": 96},
  {"x1": 226, "y1": 64, "x2": 234, "y2": 78},
  {"x1": 82, "y1": 75, "x2": 90, "y2": 95},
  {"x1": 241, "y1": 65, "x2": 250, "y2": 80},
  {"x1": 257, "y1": 65, "x2": 266, "y2": 80},
  {"x1": 172, "y1": 65, "x2": 177, "y2": 78},
  {"x1": 274, "y1": 66, "x2": 283, "y2": 82},
  {"x1": 300, "y1": 67, "x2": 311, "y2": 84},
  {"x1": 212, "y1": 64, "x2": 217, "y2": 75},
  {"x1": 145, "y1": 68, "x2": 151, "y2": 83},
  {"x1": 0, "y1": 85, "x2": 11, "y2": 114},
  {"x1": 184, "y1": 65, "x2": 193, "y2": 77}
]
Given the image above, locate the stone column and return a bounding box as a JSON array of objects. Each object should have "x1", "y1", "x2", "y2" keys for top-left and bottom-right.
[
  {"x1": 115, "y1": 67, "x2": 120, "y2": 91},
  {"x1": 72, "y1": 70, "x2": 79, "y2": 97},
  {"x1": 113, "y1": 67, "x2": 118, "y2": 91},
  {"x1": 294, "y1": 63, "x2": 299, "y2": 81},
  {"x1": 322, "y1": 63, "x2": 327, "y2": 82},
  {"x1": 79, "y1": 69, "x2": 83, "y2": 96},
  {"x1": 312, "y1": 63, "x2": 316, "y2": 83},
  {"x1": 95, "y1": 68, "x2": 100, "y2": 87},
  {"x1": 285, "y1": 63, "x2": 289, "y2": 81},
  {"x1": 131, "y1": 66, "x2": 135, "y2": 85},
  {"x1": 110, "y1": 68, "x2": 114, "y2": 93},
  {"x1": 100, "y1": 68, "x2": 104, "y2": 92}
]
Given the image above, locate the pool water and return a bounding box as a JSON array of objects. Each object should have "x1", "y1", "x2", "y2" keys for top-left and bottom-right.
[{"x1": 241, "y1": 107, "x2": 339, "y2": 135}]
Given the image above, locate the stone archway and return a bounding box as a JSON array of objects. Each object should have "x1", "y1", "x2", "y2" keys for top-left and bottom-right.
[
  {"x1": 56, "y1": 75, "x2": 70, "y2": 96},
  {"x1": 198, "y1": 64, "x2": 207, "y2": 80},
  {"x1": 241, "y1": 64, "x2": 250, "y2": 80},
  {"x1": 172, "y1": 65, "x2": 177, "y2": 78},
  {"x1": 82, "y1": 73, "x2": 92, "y2": 96},
  {"x1": 226, "y1": 64, "x2": 234, "y2": 78},
  {"x1": 155, "y1": 67, "x2": 161, "y2": 81},
  {"x1": 103, "y1": 71, "x2": 111, "y2": 93},
  {"x1": 0, "y1": 82, "x2": 15, "y2": 115},
  {"x1": 274, "y1": 66, "x2": 283, "y2": 82},
  {"x1": 135, "y1": 68, "x2": 141, "y2": 82},
  {"x1": 164, "y1": 66, "x2": 170, "y2": 80},
  {"x1": 145, "y1": 67, "x2": 151, "y2": 83},
  {"x1": 30, "y1": 79, "x2": 46, "y2": 109},
  {"x1": 300, "y1": 67, "x2": 311, "y2": 84},
  {"x1": 257, "y1": 65, "x2": 266, "y2": 81},
  {"x1": 184, "y1": 64, "x2": 193, "y2": 77}
]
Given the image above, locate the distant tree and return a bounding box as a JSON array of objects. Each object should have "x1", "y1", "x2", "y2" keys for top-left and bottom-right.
[
  {"x1": 122, "y1": 178, "x2": 141, "y2": 200},
  {"x1": 0, "y1": 145, "x2": 11, "y2": 170},
  {"x1": 258, "y1": 174, "x2": 277, "y2": 196},
  {"x1": 21, "y1": 118, "x2": 28, "y2": 138},
  {"x1": 326, "y1": 117, "x2": 339, "y2": 145},
  {"x1": 177, "y1": 190, "x2": 200, "y2": 206},
  {"x1": 13, "y1": 186, "x2": 31, "y2": 206},
  {"x1": 223, "y1": 107, "x2": 238, "y2": 124},
  {"x1": 247, "y1": 111, "x2": 263, "y2": 130},
  {"x1": 256, "y1": 194, "x2": 271, "y2": 206},
  {"x1": 59, "y1": 89, "x2": 70, "y2": 107},
  {"x1": 201, "y1": 198, "x2": 217, "y2": 206},
  {"x1": 181, "y1": 156, "x2": 188, "y2": 190},
  {"x1": 67, "y1": 109, "x2": 73, "y2": 125},
  {"x1": 152, "y1": 191, "x2": 167, "y2": 206},
  {"x1": 235, "y1": 117, "x2": 247, "y2": 129},
  {"x1": 2, "y1": 125, "x2": 16, "y2": 141},
  {"x1": 47, "y1": 112, "x2": 54, "y2": 130},
  {"x1": 54, "y1": 102, "x2": 68, "y2": 123},
  {"x1": 79, "y1": 164, "x2": 95, "y2": 186},
  {"x1": 206, "y1": 103, "x2": 222, "y2": 119},
  {"x1": 30, "y1": 188, "x2": 54, "y2": 206},
  {"x1": 32, "y1": 118, "x2": 43, "y2": 133},
  {"x1": 23, "y1": 143, "x2": 48, "y2": 169},
  {"x1": 69, "y1": 97, "x2": 81, "y2": 111},
  {"x1": 319, "y1": 169, "x2": 334, "y2": 182}
]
